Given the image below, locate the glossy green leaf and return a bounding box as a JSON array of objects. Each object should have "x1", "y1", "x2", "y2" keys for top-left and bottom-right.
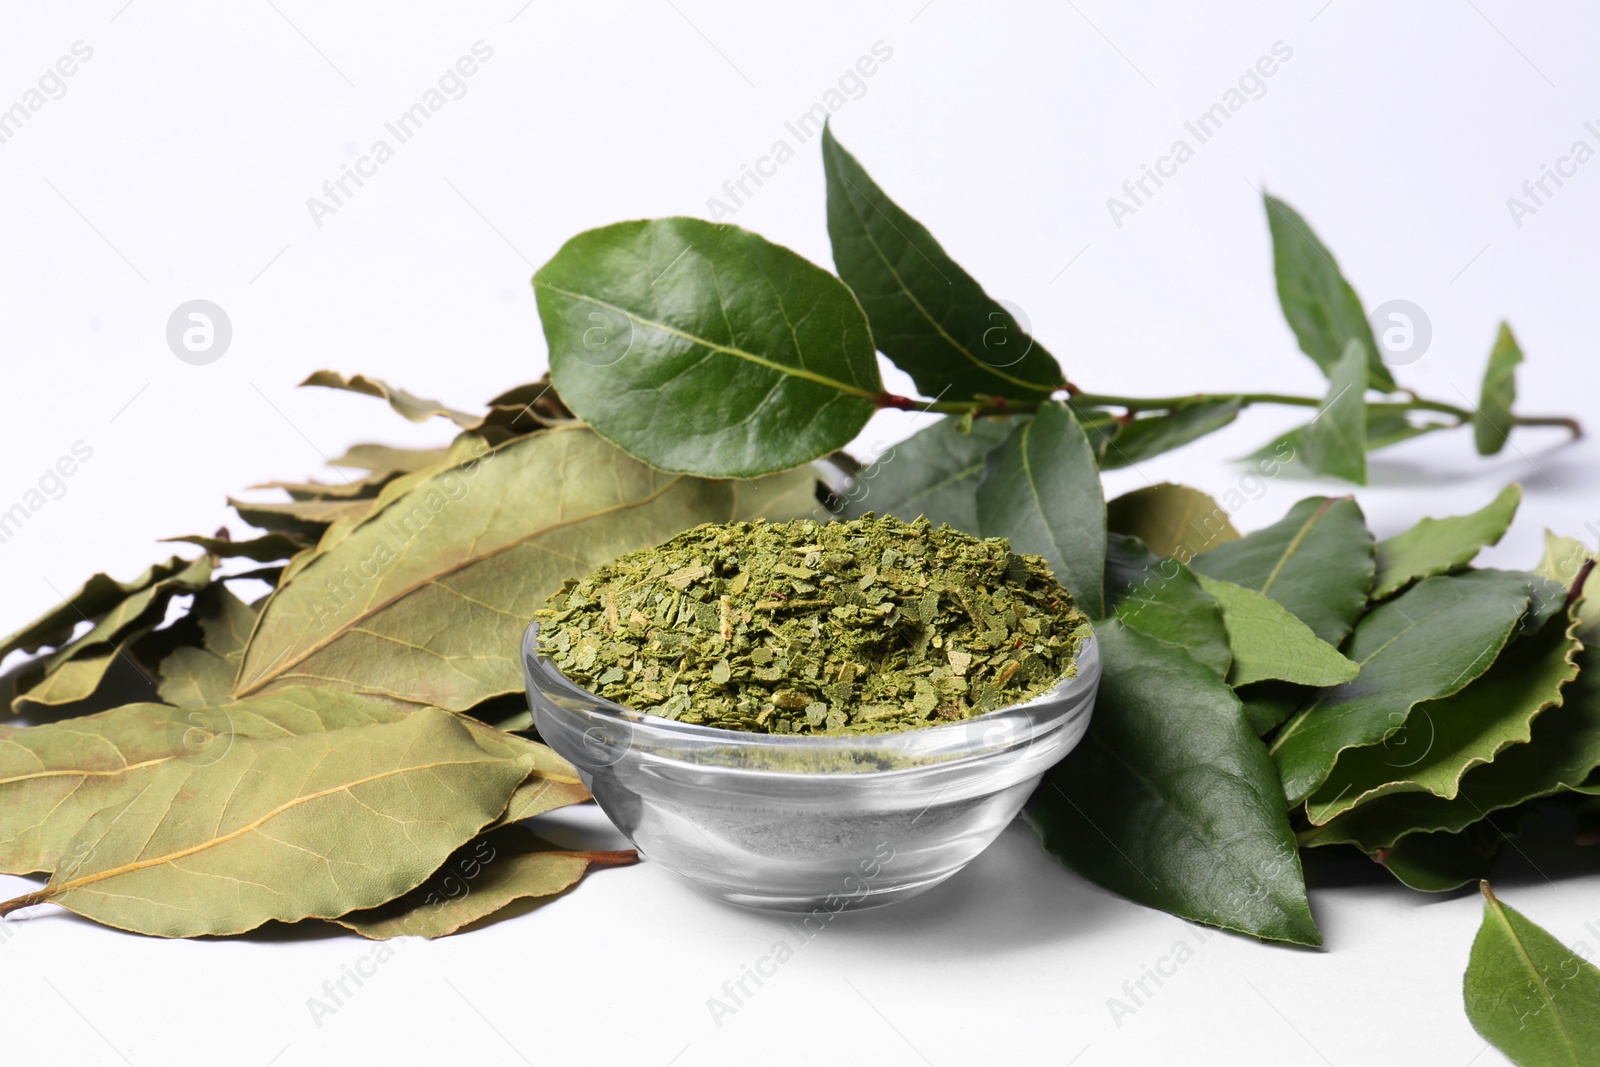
[
  {"x1": 1105, "y1": 534, "x2": 1230, "y2": 678},
  {"x1": 234, "y1": 427, "x2": 815, "y2": 710},
  {"x1": 1027, "y1": 621, "x2": 1319, "y2": 945},
  {"x1": 820, "y1": 126, "x2": 1063, "y2": 400},
  {"x1": 1193, "y1": 574, "x2": 1358, "y2": 687},
  {"x1": 1538, "y1": 531, "x2": 1598, "y2": 630},
  {"x1": 0, "y1": 687, "x2": 424, "y2": 875},
  {"x1": 1474, "y1": 323, "x2": 1524, "y2": 456},
  {"x1": 1101, "y1": 401, "x2": 1242, "y2": 470},
  {"x1": 977, "y1": 401, "x2": 1106, "y2": 617},
  {"x1": 0, "y1": 708, "x2": 533, "y2": 936},
  {"x1": 1465, "y1": 882, "x2": 1600, "y2": 1066},
  {"x1": 300, "y1": 370, "x2": 481, "y2": 428},
  {"x1": 1191, "y1": 496, "x2": 1374, "y2": 645},
  {"x1": 1302, "y1": 339, "x2": 1369, "y2": 484},
  {"x1": 1380, "y1": 824, "x2": 1505, "y2": 892},
  {"x1": 1304, "y1": 633, "x2": 1600, "y2": 851},
  {"x1": 838, "y1": 415, "x2": 1012, "y2": 533},
  {"x1": 335, "y1": 825, "x2": 635, "y2": 940},
  {"x1": 1305, "y1": 612, "x2": 1582, "y2": 823},
  {"x1": 1105, "y1": 483, "x2": 1239, "y2": 562},
  {"x1": 1372, "y1": 485, "x2": 1522, "y2": 599},
  {"x1": 1265, "y1": 194, "x2": 1396, "y2": 390},
  {"x1": 1238, "y1": 681, "x2": 1310, "y2": 737},
  {"x1": 535, "y1": 217, "x2": 881, "y2": 477},
  {"x1": 1243, "y1": 408, "x2": 1450, "y2": 463},
  {"x1": 1268, "y1": 570, "x2": 1535, "y2": 804}
]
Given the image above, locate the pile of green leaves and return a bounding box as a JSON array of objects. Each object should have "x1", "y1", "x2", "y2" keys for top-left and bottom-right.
[
  {"x1": 0, "y1": 375, "x2": 821, "y2": 938},
  {"x1": 520, "y1": 127, "x2": 1594, "y2": 1063}
]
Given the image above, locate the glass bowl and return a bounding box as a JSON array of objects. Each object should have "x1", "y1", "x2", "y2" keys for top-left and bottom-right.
[{"x1": 522, "y1": 621, "x2": 1099, "y2": 913}]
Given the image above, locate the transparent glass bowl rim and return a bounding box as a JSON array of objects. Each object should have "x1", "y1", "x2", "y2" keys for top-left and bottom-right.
[{"x1": 522, "y1": 620, "x2": 1100, "y2": 775}]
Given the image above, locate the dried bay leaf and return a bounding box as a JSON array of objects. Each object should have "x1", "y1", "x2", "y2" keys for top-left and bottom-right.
[
  {"x1": 234, "y1": 426, "x2": 815, "y2": 710},
  {"x1": 158, "y1": 583, "x2": 260, "y2": 709},
  {"x1": 228, "y1": 496, "x2": 373, "y2": 537},
  {"x1": 161, "y1": 531, "x2": 310, "y2": 563},
  {"x1": 329, "y1": 442, "x2": 453, "y2": 473},
  {"x1": 300, "y1": 370, "x2": 483, "y2": 428},
  {"x1": 0, "y1": 556, "x2": 196, "y2": 660},
  {"x1": 0, "y1": 708, "x2": 532, "y2": 936},
  {"x1": 1105, "y1": 483, "x2": 1239, "y2": 562},
  {"x1": 0, "y1": 687, "x2": 420, "y2": 874},
  {"x1": 334, "y1": 824, "x2": 634, "y2": 940},
  {"x1": 10, "y1": 629, "x2": 160, "y2": 717},
  {"x1": 19, "y1": 555, "x2": 213, "y2": 687}
]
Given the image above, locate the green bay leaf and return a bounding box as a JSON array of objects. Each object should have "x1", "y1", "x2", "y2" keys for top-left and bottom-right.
[
  {"x1": 1465, "y1": 883, "x2": 1600, "y2": 1066},
  {"x1": 977, "y1": 401, "x2": 1106, "y2": 617},
  {"x1": 1193, "y1": 574, "x2": 1358, "y2": 687},
  {"x1": 1474, "y1": 323, "x2": 1524, "y2": 456},
  {"x1": 1191, "y1": 495, "x2": 1373, "y2": 646},
  {"x1": 821, "y1": 126, "x2": 1064, "y2": 400},
  {"x1": 1304, "y1": 611, "x2": 1582, "y2": 824},
  {"x1": 1265, "y1": 194, "x2": 1395, "y2": 390},
  {"x1": 1105, "y1": 534, "x2": 1230, "y2": 678},
  {"x1": 1372, "y1": 484, "x2": 1522, "y2": 599},
  {"x1": 1302, "y1": 338, "x2": 1369, "y2": 484},
  {"x1": 535, "y1": 217, "x2": 881, "y2": 477},
  {"x1": 1026, "y1": 621, "x2": 1319, "y2": 945},
  {"x1": 839, "y1": 415, "x2": 1011, "y2": 533},
  {"x1": 1304, "y1": 632, "x2": 1600, "y2": 852},
  {"x1": 1269, "y1": 570, "x2": 1535, "y2": 804},
  {"x1": 1100, "y1": 400, "x2": 1242, "y2": 470}
]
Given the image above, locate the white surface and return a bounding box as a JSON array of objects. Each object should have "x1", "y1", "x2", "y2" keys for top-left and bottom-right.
[{"x1": 2, "y1": 1, "x2": 1598, "y2": 1064}]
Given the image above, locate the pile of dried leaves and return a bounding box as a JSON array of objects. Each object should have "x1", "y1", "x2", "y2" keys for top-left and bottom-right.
[{"x1": 0, "y1": 374, "x2": 820, "y2": 938}]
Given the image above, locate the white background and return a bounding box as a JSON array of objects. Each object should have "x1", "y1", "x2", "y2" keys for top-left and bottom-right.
[{"x1": 3, "y1": 2, "x2": 1598, "y2": 1064}]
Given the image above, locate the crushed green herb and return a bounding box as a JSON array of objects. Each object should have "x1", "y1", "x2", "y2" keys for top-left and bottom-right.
[{"x1": 534, "y1": 514, "x2": 1092, "y2": 734}]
